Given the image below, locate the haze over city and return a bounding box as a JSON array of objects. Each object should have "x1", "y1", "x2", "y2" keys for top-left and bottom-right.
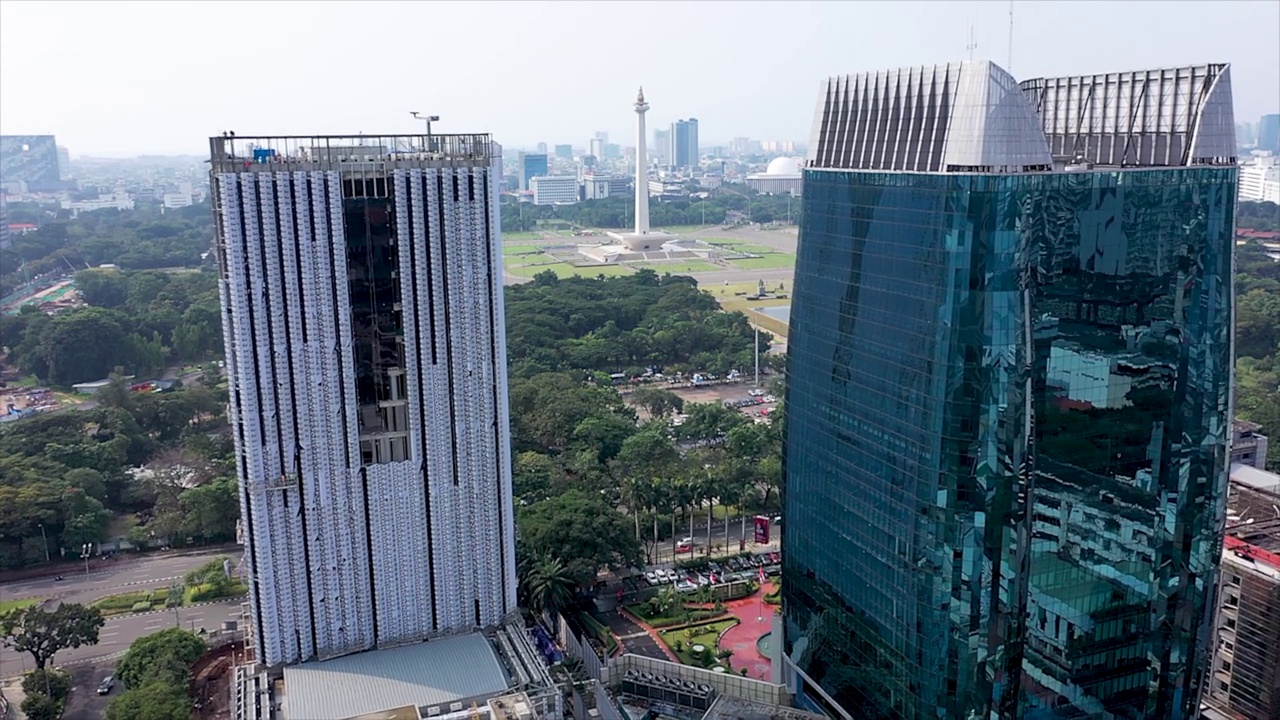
[
  {"x1": 3, "y1": 2, "x2": 1280, "y2": 720},
  {"x1": 1, "y1": 0, "x2": 1277, "y2": 156}
]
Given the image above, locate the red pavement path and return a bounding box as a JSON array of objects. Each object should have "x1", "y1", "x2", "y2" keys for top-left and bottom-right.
[
  {"x1": 718, "y1": 580, "x2": 777, "y2": 680},
  {"x1": 631, "y1": 581, "x2": 779, "y2": 679}
]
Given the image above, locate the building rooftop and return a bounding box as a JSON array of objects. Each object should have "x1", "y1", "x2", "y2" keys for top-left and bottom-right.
[
  {"x1": 807, "y1": 61, "x2": 1235, "y2": 173},
  {"x1": 1225, "y1": 477, "x2": 1280, "y2": 561},
  {"x1": 1230, "y1": 463, "x2": 1280, "y2": 494},
  {"x1": 283, "y1": 633, "x2": 510, "y2": 720}
]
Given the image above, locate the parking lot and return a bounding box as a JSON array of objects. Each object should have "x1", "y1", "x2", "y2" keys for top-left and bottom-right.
[
  {"x1": 625, "y1": 379, "x2": 780, "y2": 423},
  {"x1": 640, "y1": 549, "x2": 782, "y2": 593}
]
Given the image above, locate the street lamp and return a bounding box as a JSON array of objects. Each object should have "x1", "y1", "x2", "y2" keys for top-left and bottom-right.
[
  {"x1": 80, "y1": 543, "x2": 92, "y2": 576},
  {"x1": 410, "y1": 111, "x2": 440, "y2": 150},
  {"x1": 37, "y1": 523, "x2": 50, "y2": 563}
]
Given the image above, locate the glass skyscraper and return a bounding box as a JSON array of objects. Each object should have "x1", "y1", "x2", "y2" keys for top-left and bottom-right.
[{"x1": 782, "y1": 62, "x2": 1237, "y2": 719}]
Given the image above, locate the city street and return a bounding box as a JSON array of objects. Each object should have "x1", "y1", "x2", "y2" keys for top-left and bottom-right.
[
  {"x1": 0, "y1": 549, "x2": 247, "y2": 678},
  {"x1": 643, "y1": 515, "x2": 780, "y2": 565},
  {"x1": 0, "y1": 597, "x2": 246, "y2": 675}
]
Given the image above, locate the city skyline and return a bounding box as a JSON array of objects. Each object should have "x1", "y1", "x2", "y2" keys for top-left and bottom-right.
[{"x1": 0, "y1": 1, "x2": 1276, "y2": 157}]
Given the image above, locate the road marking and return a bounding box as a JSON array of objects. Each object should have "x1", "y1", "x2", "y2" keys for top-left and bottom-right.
[{"x1": 100, "y1": 632, "x2": 119, "y2": 638}]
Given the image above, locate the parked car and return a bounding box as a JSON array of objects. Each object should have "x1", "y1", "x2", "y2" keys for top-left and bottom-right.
[
  {"x1": 98, "y1": 676, "x2": 115, "y2": 695},
  {"x1": 645, "y1": 570, "x2": 660, "y2": 586},
  {"x1": 675, "y1": 580, "x2": 698, "y2": 593},
  {"x1": 707, "y1": 561, "x2": 722, "y2": 576}
]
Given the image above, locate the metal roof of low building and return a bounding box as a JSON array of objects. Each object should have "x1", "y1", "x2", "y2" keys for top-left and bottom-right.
[{"x1": 283, "y1": 633, "x2": 510, "y2": 720}]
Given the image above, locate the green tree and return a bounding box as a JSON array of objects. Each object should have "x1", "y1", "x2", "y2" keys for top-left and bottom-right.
[
  {"x1": 179, "y1": 478, "x2": 240, "y2": 543},
  {"x1": 0, "y1": 603, "x2": 105, "y2": 669},
  {"x1": 517, "y1": 489, "x2": 643, "y2": 586},
  {"x1": 184, "y1": 557, "x2": 232, "y2": 593},
  {"x1": 104, "y1": 682, "x2": 193, "y2": 720},
  {"x1": 21, "y1": 668, "x2": 72, "y2": 702},
  {"x1": 60, "y1": 489, "x2": 112, "y2": 550},
  {"x1": 115, "y1": 628, "x2": 205, "y2": 689},
  {"x1": 74, "y1": 268, "x2": 130, "y2": 308},
  {"x1": 630, "y1": 387, "x2": 685, "y2": 419},
  {"x1": 32, "y1": 307, "x2": 133, "y2": 385},
  {"x1": 518, "y1": 552, "x2": 577, "y2": 617},
  {"x1": 20, "y1": 692, "x2": 59, "y2": 720},
  {"x1": 674, "y1": 402, "x2": 746, "y2": 442}
]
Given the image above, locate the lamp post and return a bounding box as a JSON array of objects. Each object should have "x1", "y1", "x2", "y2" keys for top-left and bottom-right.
[
  {"x1": 168, "y1": 578, "x2": 184, "y2": 628},
  {"x1": 410, "y1": 111, "x2": 440, "y2": 151},
  {"x1": 80, "y1": 543, "x2": 92, "y2": 576},
  {"x1": 37, "y1": 523, "x2": 50, "y2": 563},
  {"x1": 753, "y1": 308, "x2": 763, "y2": 388}
]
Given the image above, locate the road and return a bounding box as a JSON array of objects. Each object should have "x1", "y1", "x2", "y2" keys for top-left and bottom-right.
[
  {"x1": 642, "y1": 514, "x2": 780, "y2": 566},
  {"x1": 1, "y1": 550, "x2": 247, "y2": 678}
]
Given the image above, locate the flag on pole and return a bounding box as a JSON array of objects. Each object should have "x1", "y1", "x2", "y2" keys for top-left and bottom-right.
[
  {"x1": 758, "y1": 565, "x2": 766, "y2": 583},
  {"x1": 710, "y1": 571, "x2": 717, "y2": 584}
]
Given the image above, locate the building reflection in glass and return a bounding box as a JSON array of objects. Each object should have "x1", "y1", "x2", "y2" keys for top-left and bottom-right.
[{"x1": 783, "y1": 61, "x2": 1236, "y2": 720}]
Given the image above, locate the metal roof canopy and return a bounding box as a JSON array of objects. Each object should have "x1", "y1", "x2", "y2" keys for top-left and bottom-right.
[{"x1": 283, "y1": 633, "x2": 510, "y2": 720}]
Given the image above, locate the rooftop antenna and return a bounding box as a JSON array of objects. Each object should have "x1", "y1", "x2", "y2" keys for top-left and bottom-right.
[
  {"x1": 1008, "y1": 0, "x2": 1015, "y2": 71},
  {"x1": 966, "y1": 24, "x2": 978, "y2": 61}
]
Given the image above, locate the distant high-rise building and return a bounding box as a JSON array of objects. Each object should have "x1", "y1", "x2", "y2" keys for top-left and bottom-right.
[
  {"x1": 669, "y1": 119, "x2": 699, "y2": 169},
  {"x1": 589, "y1": 138, "x2": 605, "y2": 163},
  {"x1": 0, "y1": 195, "x2": 10, "y2": 250},
  {"x1": 517, "y1": 152, "x2": 548, "y2": 191},
  {"x1": 554, "y1": 144, "x2": 574, "y2": 160},
  {"x1": 1259, "y1": 113, "x2": 1280, "y2": 153},
  {"x1": 593, "y1": 131, "x2": 609, "y2": 143},
  {"x1": 209, "y1": 133, "x2": 516, "y2": 667},
  {"x1": 784, "y1": 61, "x2": 1237, "y2": 720},
  {"x1": 0, "y1": 135, "x2": 62, "y2": 192},
  {"x1": 603, "y1": 143, "x2": 621, "y2": 160},
  {"x1": 535, "y1": 141, "x2": 547, "y2": 154},
  {"x1": 1236, "y1": 121, "x2": 1256, "y2": 147},
  {"x1": 652, "y1": 129, "x2": 670, "y2": 163}
]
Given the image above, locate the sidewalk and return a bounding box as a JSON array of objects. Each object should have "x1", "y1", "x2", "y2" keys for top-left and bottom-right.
[{"x1": 2, "y1": 675, "x2": 28, "y2": 720}]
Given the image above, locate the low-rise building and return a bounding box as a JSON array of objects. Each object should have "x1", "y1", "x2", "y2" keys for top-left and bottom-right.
[
  {"x1": 530, "y1": 175, "x2": 579, "y2": 205},
  {"x1": 1231, "y1": 420, "x2": 1270, "y2": 471},
  {"x1": 1204, "y1": 474, "x2": 1280, "y2": 720}
]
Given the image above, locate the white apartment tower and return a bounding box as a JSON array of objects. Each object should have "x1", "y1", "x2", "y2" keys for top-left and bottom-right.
[{"x1": 209, "y1": 134, "x2": 517, "y2": 667}]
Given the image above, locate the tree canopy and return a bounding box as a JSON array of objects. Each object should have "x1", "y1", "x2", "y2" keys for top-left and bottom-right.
[
  {"x1": 0, "y1": 603, "x2": 104, "y2": 669},
  {"x1": 114, "y1": 628, "x2": 205, "y2": 689}
]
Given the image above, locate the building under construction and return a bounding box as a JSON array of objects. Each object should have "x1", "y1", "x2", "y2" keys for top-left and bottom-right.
[{"x1": 209, "y1": 133, "x2": 516, "y2": 668}]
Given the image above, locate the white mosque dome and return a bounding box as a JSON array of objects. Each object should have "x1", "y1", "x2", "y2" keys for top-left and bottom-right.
[{"x1": 765, "y1": 156, "x2": 802, "y2": 175}]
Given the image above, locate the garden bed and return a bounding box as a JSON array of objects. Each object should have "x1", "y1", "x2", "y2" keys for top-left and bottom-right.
[{"x1": 658, "y1": 619, "x2": 739, "y2": 669}]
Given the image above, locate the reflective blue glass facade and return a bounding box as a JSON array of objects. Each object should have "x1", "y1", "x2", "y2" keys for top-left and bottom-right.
[{"x1": 782, "y1": 167, "x2": 1236, "y2": 719}]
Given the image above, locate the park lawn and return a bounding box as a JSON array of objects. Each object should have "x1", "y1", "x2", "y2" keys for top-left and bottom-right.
[
  {"x1": 502, "y1": 230, "x2": 548, "y2": 241},
  {"x1": 502, "y1": 244, "x2": 543, "y2": 256},
  {"x1": 0, "y1": 597, "x2": 39, "y2": 613},
  {"x1": 659, "y1": 619, "x2": 739, "y2": 667},
  {"x1": 506, "y1": 262, "x2": 633, "y2": 279},
  {"x1": 658, "y1": 224, "x2": 712, "y2": 235},
  {"x1": 633, "y1": 261, "x2": 723, "y2": 275},
  {"x1": 728, "y1": 254, "x2": 796, "y2": 270}
]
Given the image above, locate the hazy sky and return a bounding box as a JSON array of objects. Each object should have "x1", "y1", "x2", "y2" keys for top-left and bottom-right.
[{"x1": 1, "y1": 0, "x2": 1277, "y2": 157}]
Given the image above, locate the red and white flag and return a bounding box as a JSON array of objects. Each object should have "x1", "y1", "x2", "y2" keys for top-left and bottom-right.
[
  {"x1": 710, "y1": 571, "x2": 717, "y2": 584},
  {"x1": 758, "y1": 565, "x2": 766, "y2": 583}
]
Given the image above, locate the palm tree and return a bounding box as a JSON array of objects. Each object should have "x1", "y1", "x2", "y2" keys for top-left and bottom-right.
[{"x1": 519, "y1": 552, "x2": 576, "y2": 619}]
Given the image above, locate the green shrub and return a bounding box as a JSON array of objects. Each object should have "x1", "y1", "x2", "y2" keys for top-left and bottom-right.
[
  {"x1": 131, "y1": 601, "x2": 151, "y2": 613},
  {"x1": 22, "y1": 669, "x2": 71, "y2": 702}
]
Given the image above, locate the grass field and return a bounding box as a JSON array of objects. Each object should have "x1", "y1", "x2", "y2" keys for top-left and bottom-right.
[
  {"x1": 728, "y1": 254, "x2": 796, "y2": 270},
  {"x1": 0, "y1": 597, "x2": 39, "y2": 614},
  {"x1": 633, "y1": 261, "x2": 723, "y2": 274},
  {"x1": 505, "y1": 262, "x2": 634, "y2": 279},
  {"x1": 502, "y1": 244, "x2": 544, "y2": 256}
]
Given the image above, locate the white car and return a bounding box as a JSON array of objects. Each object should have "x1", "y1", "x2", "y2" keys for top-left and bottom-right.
[
  {"x1": 645, "y1": 570, "x2": 660, "y2": 585},
  {"x1": 675, "y1": 580, "x2": 699, "y2": 594}
]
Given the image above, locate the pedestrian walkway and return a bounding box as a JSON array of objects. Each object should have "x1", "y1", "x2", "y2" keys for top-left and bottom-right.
[
  {"x1": 2, "y1": 675, "x2": 29, "y2": 720},
  {"x1": 717, "y1": 580, "x2": 778, "y2": 680}
]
